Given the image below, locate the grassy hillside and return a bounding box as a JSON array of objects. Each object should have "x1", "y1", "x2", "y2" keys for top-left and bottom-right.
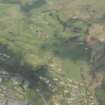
[
  {"x1": 0, "y1": 0, "x2": 105, "y2": 81},
  {"x1": 0, "y1": 0, "x2": 105, "y2": 105}
]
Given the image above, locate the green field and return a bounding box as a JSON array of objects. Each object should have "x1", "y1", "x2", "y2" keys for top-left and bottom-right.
[
  {"x1": 0, "y1": 0, "x2": 105, "y2": 105},
  {"x1": 0, "y1": 0, "x2": 93, "y2": 81}
]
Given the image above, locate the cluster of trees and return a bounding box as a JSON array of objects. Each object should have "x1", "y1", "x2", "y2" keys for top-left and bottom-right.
[
  {"x1": 1, "y1": 0, "x2": 105, "y2": 105},
  {"x1": 0, "y1": 44, "x2": 93, "y2": 105},
  {"x1": 0, "y1": 44, "x2": 59, "y2": 105},
  {"x1": 40, "y1": 17, "x2": 91, "y2": 61}
]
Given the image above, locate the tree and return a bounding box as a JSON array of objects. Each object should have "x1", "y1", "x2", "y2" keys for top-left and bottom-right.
[{"x1": 0, "y1": 44, "x2": 58, "y2": 105}]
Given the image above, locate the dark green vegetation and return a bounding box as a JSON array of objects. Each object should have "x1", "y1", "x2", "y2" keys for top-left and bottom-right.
[
  {"x1": 0, "y1": 44, "x2": 57, "y2": 104},
  {"x1": 0, "y1": 0, "x2": 105, "y2": 105},
  {"x1": 0, "y1": 0, "x2": 91, "y2": 81}
]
